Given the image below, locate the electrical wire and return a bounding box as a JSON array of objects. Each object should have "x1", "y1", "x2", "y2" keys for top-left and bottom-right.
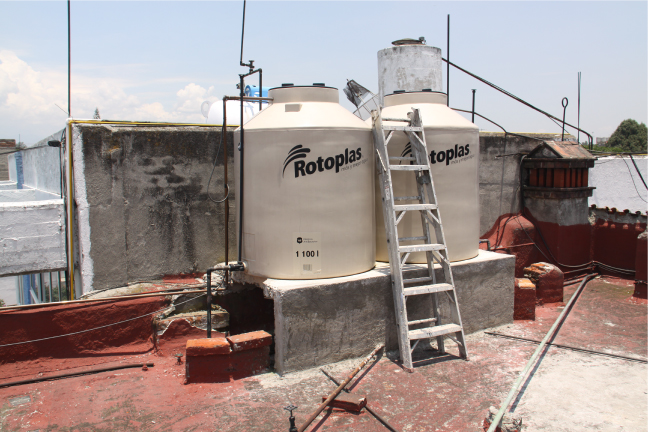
[
  {"x1": 621, "y1": 158, "x2": 648, "y2": 203},
  {"x1": 629, "y1": 154, "x2": 648, "y2": 190},
  {"x1": 0, "y1": 293, "x2": 206, "y2": 348},
  {"x1": 206, "y1": 125, "x2": 230, "y2": 204}
]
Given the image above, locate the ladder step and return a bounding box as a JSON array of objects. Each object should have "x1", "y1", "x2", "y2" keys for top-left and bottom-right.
[
  {"x1": 393, "y1": 204, "x2": 438, "y2": 211},
  {"x1": 389, "y1": 156, "x2": 416, "y2": 161},
  {"x1": 382, "y1": 117, "x2": 410, "y2": 122},
  {"x1": 408, "y1": 318, "x2": 437, "y2": 326},
  {"x1": 382, "y1": 125, "x2": 423, "y2": 132},
  {"x1": 408, "y1": 324, "x2": 462, "y2": 340},
  {"x1": 398, "y1": 236, "x2": 428, "y2": 242},
  {"x1": 389, "y1": 165, "x2": 429, "y2": 171},
  {"x1": 399, "y1": 244, "x2": 445, "y2": 253},
  {"x1": 403, "y1": 276, "x2": 434, "y2": 285},
  {"x1": 404, "y1": 283, "x2": 453, "y2": 296},
  {"x1": 394, "y1": 196, "x2": 422, "y2": 201}
]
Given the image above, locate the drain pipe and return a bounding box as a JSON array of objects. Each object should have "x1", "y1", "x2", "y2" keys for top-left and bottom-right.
[{"x1": 486, "y1": 273, "x2": 597, "y2": 432}]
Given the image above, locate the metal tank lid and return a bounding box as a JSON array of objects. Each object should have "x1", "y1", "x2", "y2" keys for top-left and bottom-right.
[
  {"x1": 391, "y1": 37, "x2": 426, "y2": 46},
  {"x1": 384, "y1": 90, "x2": 447, "y2": 107},
  {"x1": 269, "y1": 84, "x2": 339, "y2": 104}
]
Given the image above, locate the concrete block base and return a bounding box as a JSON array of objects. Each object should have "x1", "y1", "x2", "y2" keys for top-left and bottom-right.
[
  {"x1": 514, "y1": 278, "x2": 536, "y2": 320},
  {"x1": 236, "y1": 250, "x2": 515, "y2": 375}
]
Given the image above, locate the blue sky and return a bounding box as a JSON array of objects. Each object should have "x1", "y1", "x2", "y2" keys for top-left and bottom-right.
[{"x1": 0, "y1": 1, "x2": 646, "y2": 145}]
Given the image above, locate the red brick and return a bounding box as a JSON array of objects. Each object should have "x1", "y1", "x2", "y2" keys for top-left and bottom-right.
[
  {"x1": 186, "y1": 337, "x2": 231, "y2": 356},
  {"x1": 229, "y1": 346, "x2": 271, "y2": 379},
  {"x1": 227, "y1": 331, "x2": 273, "y2": 352},
  {"x1": 514, "y1": 278, "x2": 536, "y2": 320},
  {"x1": 185, "y1": 355, "x2": 231, "y2": 383},
  {"x1": 524, "y1": 262, "x2": 564, "y2": 304},
  {"x1": 322, "y1": 393, "x2": 367, "y2": 412}
]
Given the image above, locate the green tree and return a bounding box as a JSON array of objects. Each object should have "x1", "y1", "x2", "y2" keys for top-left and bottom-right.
[{"x1": 606, "y1": 119, "x2": 647, "y2": 152}]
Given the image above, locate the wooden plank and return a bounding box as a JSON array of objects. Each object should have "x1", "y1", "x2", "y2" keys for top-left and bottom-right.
[
  {"x1": 394, "y1": 204, "x2": 437, "y2": 211},
  {"x1": 389, "y1": 165, "x2": 429, "y2": 171},
  {"x1": 408, "y1": 324, "x2": 462, "y2": 340},
  {"x1": 398, "y1": 244, "x2": 445, "y2": 253},
  {"x1": 404, "y1": 283, "x2": 453, "y2": 296}
]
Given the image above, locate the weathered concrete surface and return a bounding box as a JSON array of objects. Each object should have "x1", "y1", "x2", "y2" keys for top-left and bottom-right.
[
  {"x1": 479, "y1": 132, "x2": 572, "y2": 236},
  {"x1": 72, "y1": 124, "x2": 236, "y2": 292},
  {"x1": 525, "y1": 196, "x2": 589, "y2": 226},
  {"x1": 7, "y1": 131, "x2": 63, "y2": 196},
  {"x1": 0, "y1": 199, "x2": 66, "y2": 276},
  {"x1": 0, "y1": 187, "x2": 59, "y2": 202},
  {"x1": 589, "y1": 155, "x2": 647, "y2": 212},
  {"x1": 237, "y1": 251, "x2": 515, "y2": 374},
  {"x1": 0, "y1": 277, "x2": 643, "y2": 432}
]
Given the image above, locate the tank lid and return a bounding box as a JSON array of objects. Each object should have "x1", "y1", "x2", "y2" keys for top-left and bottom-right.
[
  {"x1": 268, "y1": 85, "x2": 339, "y2": 103},
  {"x1": 282, "y1": 83, "x2": 294, "y2": 87},
  {"x1": 394, "y1": 90, "x2": 406, "y2": 94},
  {"x1": 392, "y1": 37, "x2": 426, "y2": 46},
  {"x1": 384, "y1": 90, "x2": 447, "y2": 107}
]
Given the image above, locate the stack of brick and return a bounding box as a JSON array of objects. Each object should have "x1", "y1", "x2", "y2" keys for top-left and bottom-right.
[
  {"x1": 513, "y1": 278, "x2": 536, "y2": 320},
  {"x1": 185, "y1": 330, "x2": 272, "y2": 383},
  {"x1": 524, "y1": 262, "x2": 564, "y2": 304}
]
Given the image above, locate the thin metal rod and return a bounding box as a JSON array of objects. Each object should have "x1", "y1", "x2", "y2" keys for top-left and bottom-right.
[
  {"x1": 259, "y1": 69, "x2": 263, "y2": 110},
  {"x1": 239, "y1": 0, "x2": 247, "y2": 66},
  {"x1": 0, "y1": 363, "x2": 155, "y2": 389},
  {"x1": 320, "y1": 369, "x2": 399, "y2": 432},
  {"x1": 446, "y1": 14, "x2": 450, "y2": 106},
  {"x1": 485, "y1": 332, "x2": 647, "y2": 363},
  {"x1": 471, "y1": 89, "x2": 476, "y2": 123},
  {"x1": 577, "y1": 72, "x2": 581, "y2": 144},
  {"x1": 238, "y1": 74, "x2": 245, "y2": 263},
  {"x1": 223, "y1": 106, "x2": 229, "y2": 286},
  {"x1": 206, "y1": 269, "x2": 212, "y2": 338},
  {"x1": 67, "y1": 0, "x2": 71, "y2": 117},
  {"x1": 298, "y1": 344, "x2": 384, "y2": 432},
  {"x1": 486, "y1": 274, "x2": 596, "y2": 432},
  {"x1": 561, "y1": 97, "x2": 568, "y2": 141}
]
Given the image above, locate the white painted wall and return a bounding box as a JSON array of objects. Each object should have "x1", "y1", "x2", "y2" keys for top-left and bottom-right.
[
  {"x1": 0, "y1": 276, "x2": 16, "y2": 306},
  {"x1": 0, "y1": 199, "x2": 66, "y2": 276},
  {"x1": 589, "y1": 156, "x2": 648, "y2": 212}
]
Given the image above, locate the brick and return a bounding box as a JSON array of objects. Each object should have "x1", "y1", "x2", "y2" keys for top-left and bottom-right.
[
  {"x1": 185, "y1": 355, "x2": 231, "y2": 384},
  {"x1": 227, "y1": 331, "x2": 273, "y2": 352},
  {"x1": 322, "y1": 393, "x2": 367, "y2": 412},
  {"x1": 514, "y1": 278, "x2": 536, "y2": 320},
  {"x1": 524, "y1": 262, "x2": 564, "y2": 304},
  {"x1": 186, "y1": 337, "x2": 231, "y2": 356},
  {"x1": 229, "y1": 346, "x2": 271, "y2": 380}
]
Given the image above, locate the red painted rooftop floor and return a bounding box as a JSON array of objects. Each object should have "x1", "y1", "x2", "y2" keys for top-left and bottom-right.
[{"x1": 0, "y1": 276, "x2": 646, "y2": 431}]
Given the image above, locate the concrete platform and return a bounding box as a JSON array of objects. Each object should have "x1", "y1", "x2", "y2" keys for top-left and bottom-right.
[{"x1": 236, "y1": 250, "x2": 515, "y2": 374}]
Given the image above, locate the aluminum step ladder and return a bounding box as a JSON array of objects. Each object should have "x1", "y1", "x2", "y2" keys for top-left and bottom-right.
[{"x1": 371, "y1": 108, "x2": 467, "y2": 370}]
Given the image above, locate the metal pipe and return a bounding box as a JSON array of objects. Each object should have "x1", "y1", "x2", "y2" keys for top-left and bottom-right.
[
  {"x1": 479, "y1": 239, "x2": 491, "y2": 251},
  {"x1": 239, "y1": 0, "x2": 248, "y2": 67},
  {"x1": 320, "y1": 368, "x2": 399, "y2": 432},
  {"x1": 67, "y1": 0, "x2": 71, "y2": 117},
  {"x1": 0, "y1": 362, "x2": 155, "y2": 389},
  {"x1": 486, "y1": 274, "x2": 596, "y2": 432},
  {"x1": 577, "y1": 72, "x2": 581, "y2": 144},
  {"x1": 206, "y1": 269, "x2": 212, "y2": 338},
  {"x1": 446, "y1": 15, "x2": 450, "y2": 106},
  {"x1": 259, "y1": 69, "x2": 263, "y2": 110},
  {"x1": 238, "y1": 74, "x2": 245, "y2": 263},
  {"x1": 561, "y1": 97, "x2": 568, "y2": 141},
  {"x1": 223, "y1": 106, "x2": 229, "y2": 286},
  {"x1": 298, "y1": 344, "x2": 384, "y2": 432},
  {"x1": 485, "y1": 332, "x2": 647, "y2": 363},
  {"x1": 471, "y1": 89, "x2": 476, "y2": 123}
]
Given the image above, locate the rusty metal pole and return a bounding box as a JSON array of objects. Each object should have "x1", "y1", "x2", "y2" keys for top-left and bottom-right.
[
  {"x1": 206, "y1": 269, "x2": 212, "y2": 338},
  {"x1": 222, "y1": 100, "x2": 229, "y2": 286},
  {"x1": 298, "y1": 344, "x2": 384, "y2": 432}
]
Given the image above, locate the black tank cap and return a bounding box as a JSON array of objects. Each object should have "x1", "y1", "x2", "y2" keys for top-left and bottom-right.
[
  {"x1": 394, "y1": 90, "x2": 406, "y2": 94},
  {"x1": 281, "y1": 83, "x2": 294, "y2": 87},
  {"x1": 312, "y1": 83, "x2": 325, "y2": 87},
  {"x1": 422, "y1": 88, "x2": 432, "y2": 92}
]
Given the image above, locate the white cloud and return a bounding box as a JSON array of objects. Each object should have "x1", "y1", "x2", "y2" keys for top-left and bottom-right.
[{"x1": 0, "y1": 50, "x2": 213, "y2": 143}]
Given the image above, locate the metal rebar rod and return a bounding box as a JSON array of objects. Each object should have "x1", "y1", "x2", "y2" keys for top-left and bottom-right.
[
  {"x1": 446, "y1": 14, "x2": 450, "y2": 106},
  {"x1": 471, "y1": 89, "x2": 476, "y2": 123},
  {"x1": 67, "y1": 0, "x2": 71, "y2": 117},
  {"x1": 486, "y1": 274, "x2": 596, "y2": 432},
  {"x1": 207, "y1": 270, "x2": 212, "y2": 338},
  {"x1": 238, "y1": 75, "x2": 245, "y2": 263},
  {"x1": 298, "y1": 344, "x2": 384, "y2": 432},
  {"x1": 319, "y1": 368, "x2": 399, "y2": 432},
  {"x1": 0, "y1": 362, "x2": 155, "y2": 389},
  {"x1": 485, "y1": 332, "x2": 647, "y2": 363}
]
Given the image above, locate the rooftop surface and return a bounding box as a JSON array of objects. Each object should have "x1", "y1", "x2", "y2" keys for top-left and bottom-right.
[{"x1": 0, "y1": 276, "x2": 645, "y2": 431}]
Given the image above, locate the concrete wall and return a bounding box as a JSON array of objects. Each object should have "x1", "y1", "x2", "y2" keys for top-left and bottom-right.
[
  {"x1": 0, "y1": 200, "x2": 66, "y2": 276},
  {"x1": 0, "y1": 276, "x2": 16, "y2": 306},
  {"x1": 0, "y1": 188, "x2": 60, "y2": 202},
  {"x1": 7, "y1": 130, "x2": 63, "y2": 196},
  {"x1": 478, "y1": 132, "x2": 570, "y2": 236},
  {"x1": 589, "y1": 156, "x2": 647, "y2": 213},
  {"x1": 72, "y1": 124, "x2": 235, "y2": 292}
]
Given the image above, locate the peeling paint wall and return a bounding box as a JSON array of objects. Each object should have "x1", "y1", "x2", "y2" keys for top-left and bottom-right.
[
  {"x1": 589, "y1": 156, "x2": 647, "y2": 212},
  {"x1": 73, "y1": 124, "x2": 235, "y2": 292},
  {"x1": 0, "y1": 200, "x2": 66, "y2": 276}
]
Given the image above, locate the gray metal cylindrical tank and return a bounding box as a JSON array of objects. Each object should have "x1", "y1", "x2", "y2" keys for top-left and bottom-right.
[
  {"x1": 374, "y1": 91, "x2": 480, "y2": 263},
  {"x1": 234, "y1": 85, "x2": 375, "y2": 279},
  {"x1": 378, "y1": 40, "x2": 443, "y2": 104}
]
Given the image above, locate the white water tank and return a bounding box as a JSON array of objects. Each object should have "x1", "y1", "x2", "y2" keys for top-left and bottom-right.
[
  {"x1": 374, "y1": 90, "x2": 480, "y2": 263},
  {"x1": 203, "y1": 99, "x2": 268, "y2": 125},
  {"x1": 378, "y1": 38, "x2": 443, "y2": 104},
  {"x1": 234, "y1": 84, "x2": 375, "y2": 279}
]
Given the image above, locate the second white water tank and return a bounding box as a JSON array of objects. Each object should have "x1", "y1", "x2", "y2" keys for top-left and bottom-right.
[
  {"x1": 235, "y1": 84, "x2": 375, "y2": 279},
  {"x1": 375, "y1": 90, "x2": 480, "y2": 263}
]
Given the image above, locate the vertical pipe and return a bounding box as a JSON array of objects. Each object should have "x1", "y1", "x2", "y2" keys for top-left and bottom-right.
[
  {"x1": 238, "y1": 76, "x2": 245, "y2": 263},
  {"x1": 240, "y1": 0, "x2": 247, "y2": 66},
  {"x1": 577, "y1": 72, "x2": 581, "y2": 144},
  {"x1": 471, "y1": 89, "x2": 476, "y2": 123},
  {"x1": 206, "y1": 269, "x2": 212, "y2": 338},
  {"x1": 446, "y1": 14, "x2": 450, "y2": 106},
  {"x1": 67, "y1": 0, "x2": 71, "y2": 117},
  {"x1": 259, "y1": 69, "x2": 263, "y2": 110},
  {"x1": 222, "y1": 101, "x2": 229, "y2": 286},
  {"x1": 57, "y1": 271, "x2": 62, "y2": 302}
]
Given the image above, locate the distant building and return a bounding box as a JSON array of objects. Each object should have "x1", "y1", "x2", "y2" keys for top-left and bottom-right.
[
  {"x1": 596, "y1": 137, "x2": 609, "y2": 146},
  {"x1": 0, "y1": 139, "x2": 16, "y2": 181}
]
